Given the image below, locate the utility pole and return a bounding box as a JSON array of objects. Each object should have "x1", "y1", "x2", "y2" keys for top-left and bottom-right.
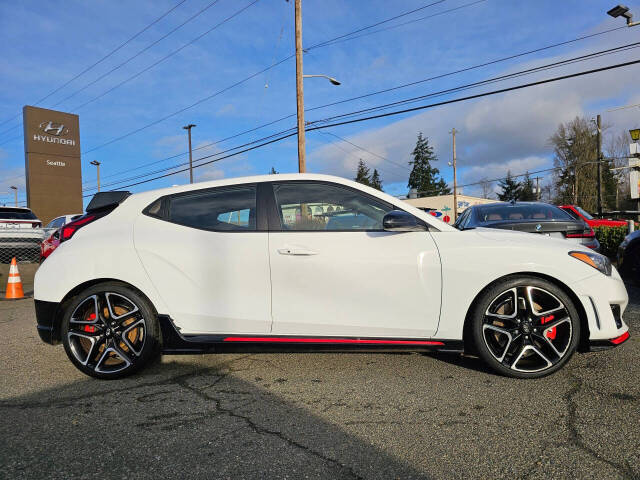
[
  {"x1": 10, "y1": 186, "x2": 17, "y2": 207},
  {"x1": 183, "y1": 124, "x2": 196, "y2": 183},
  {"x1": 294, "y1": 0, "x2": 306, "y2": 173},
  {"x1": 534, "y1": 176, "x2": 541, "y2": 201},
  {"x1": 450, "y1": 128, "x2": 458, "y2": 221},
  {"x1": 596, "y1": 114, "x2": 602, "y2": 216},
  {"x1": 90, "y1": 160, "x2": 101, "y2": 192}
]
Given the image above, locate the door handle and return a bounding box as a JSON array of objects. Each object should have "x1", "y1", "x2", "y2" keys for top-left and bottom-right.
[{"x1": 278, "y1": 246, "x2": 318, "y2": 256}]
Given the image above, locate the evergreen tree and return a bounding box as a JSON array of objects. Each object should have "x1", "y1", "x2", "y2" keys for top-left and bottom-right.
[
  {"x1": 497, "y1": 171, "x2": 522, "y2": 201},
  {"x1": 407, "y1": 133, "x2": 451, "y2": 196},
  {"x1": 269, "y1": 166, "x2": 279, "y2": 174},
  {"x1": 519, "y1": 173, "x2": 537, "y2": 201},
  {"x1": 370, "y1": 169, "x2": 383, "y2": 190},
  {"x1": 354, "y1": 159, "x2": 371, "y2": 186}
]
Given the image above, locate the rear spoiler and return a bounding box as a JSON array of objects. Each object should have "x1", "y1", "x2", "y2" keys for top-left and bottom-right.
[{"x1": 86, "y1": 191, "x2": 131, "y2": 213}]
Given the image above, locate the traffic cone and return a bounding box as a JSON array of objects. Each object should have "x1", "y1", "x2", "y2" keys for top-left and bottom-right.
[{"x1": 5, "y1": 257, "x2": 24, "y2": 300}]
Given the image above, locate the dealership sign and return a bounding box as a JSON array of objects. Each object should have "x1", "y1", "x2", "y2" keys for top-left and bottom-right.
[{"x1": 23, "y1": 106, "x2": 83, "y2": 224}]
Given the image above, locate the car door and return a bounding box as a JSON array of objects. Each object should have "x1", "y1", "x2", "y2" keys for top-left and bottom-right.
[
  {"x1": 134, "y1": 183, "x2": 272, "y2": 335},
  {"x1": 267, "y1": 180, "x2": 442, "y2": 338}
]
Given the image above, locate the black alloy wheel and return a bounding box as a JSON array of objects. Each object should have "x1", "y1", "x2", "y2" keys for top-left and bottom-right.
[
  {"x1": 472, "y1": 276, "x2": 580, "y2": 378},
  {"x1": 61, "y1": 282, "x2": 160, "y2": 379}
]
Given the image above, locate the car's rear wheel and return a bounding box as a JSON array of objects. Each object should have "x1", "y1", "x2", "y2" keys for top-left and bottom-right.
[
  {"x1": 61, "y1": 282, "x2": 160, "y2": 379},
  {"x1": 471, "y1": 276, "x2": 580, "y2": 379}
]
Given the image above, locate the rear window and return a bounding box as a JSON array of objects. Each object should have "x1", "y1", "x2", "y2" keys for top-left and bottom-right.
[
  {"x1": 166, "y1": 185, "x2": 257, "y2": 231},
  {"x1": 0, "y1": 208, "x2": 38, "y2": 220},
  {"x1": 475, "y1": 204, "x2": 572, "y2": 223}
]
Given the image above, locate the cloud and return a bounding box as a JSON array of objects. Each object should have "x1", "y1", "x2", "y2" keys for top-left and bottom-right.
[{"x1": 307, "y1": 38, "x2": 640, "y2": 196}]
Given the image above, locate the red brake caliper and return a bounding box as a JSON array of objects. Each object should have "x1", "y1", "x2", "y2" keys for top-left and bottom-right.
[
  {"x1": 83, "y1": 313, "x2": 97, "y2": 333},
  {"x1": 541, "y1": 315, "x2": 556, "y2": 340}
]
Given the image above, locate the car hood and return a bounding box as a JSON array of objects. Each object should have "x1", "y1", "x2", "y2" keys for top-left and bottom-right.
[{"x1": 469, "y1": 227, "x2": 589, "y2": 252}]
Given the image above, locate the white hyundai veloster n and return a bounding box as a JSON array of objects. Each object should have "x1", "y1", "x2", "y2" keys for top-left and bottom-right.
[{"x1": 34, "y1": 174, "x2": 630, "y2": 379}]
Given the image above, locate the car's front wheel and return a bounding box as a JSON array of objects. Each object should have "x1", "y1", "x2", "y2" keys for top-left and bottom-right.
[
  {"x1": 471, "y1": 276, "x2": 580, "y2": 379},
  {"x1": 61, "y1": 282, "x2": 160, "y2": 379}
]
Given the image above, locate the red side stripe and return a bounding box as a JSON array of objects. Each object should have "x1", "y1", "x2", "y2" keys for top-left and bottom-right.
[
  {"x1": 610, "y1": 331, "x2": 630, "y2": 345},
  {"x1": 223, "y1": 336, "x2": 445, "y2": 345}
]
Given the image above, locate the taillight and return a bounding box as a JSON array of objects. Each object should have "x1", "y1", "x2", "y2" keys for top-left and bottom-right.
[
  {"x1": 567, "y1": 227, "x2": 595, "y2": 238},
  {"x1": 60, "y1": 213, "x2": 102, "y2": 242}
]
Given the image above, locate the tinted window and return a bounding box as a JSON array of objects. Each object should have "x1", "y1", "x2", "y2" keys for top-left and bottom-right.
[
  {"x1": 475, "y1": 204, "x2": 573, "y2": 223},
  {"x1": 272, "y1": 182, "x2": 394, "y2": 231},
  {"x1": 168, "y1": 185, "x2": 256, "y2": 231},
  {"x1": 562, "y1": 208, "x2": 580, "y2": 220},
  {"x1": 0, "y1": 208, "x2": 37, "y2": 220},
  {"x1": 575, "y1": 206, "x2": 594, "y2": 220}
]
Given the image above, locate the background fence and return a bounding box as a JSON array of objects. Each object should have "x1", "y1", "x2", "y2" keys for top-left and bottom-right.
[{"x1": 0, "y1": 228, "x2": 56, "y2": 264}]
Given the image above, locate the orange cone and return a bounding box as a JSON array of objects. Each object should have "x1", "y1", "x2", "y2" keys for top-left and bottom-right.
[{"x1": 5, "y1": 257, "x2": 24, "y2": 299}]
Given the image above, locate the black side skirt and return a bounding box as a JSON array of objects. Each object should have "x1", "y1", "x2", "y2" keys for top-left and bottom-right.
[{"x1": 158, "y1": 315, "x2": 465, "y2": 354}]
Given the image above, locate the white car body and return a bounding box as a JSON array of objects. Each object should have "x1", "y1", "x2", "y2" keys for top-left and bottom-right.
[{"x1": 35, "y1": 174, "x2": 628, "y2": 348}]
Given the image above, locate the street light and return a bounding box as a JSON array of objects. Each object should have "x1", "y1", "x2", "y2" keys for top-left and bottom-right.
[
  {"x1": 303, "y1": 74, "x2": 341, "y2": 85},
  {"x1": 607, "y1": 4, "x2": 640, "y2": 26},
  {"x1": 630, "y1": 129, "x2": 640, "y2": 142},
  {"x1": 9, "y1": 186, "x2": 17, "y2": 207},
  {"x1": 90, "y1": 160, "x2": 101, "y2": 192},
  {"x1": 183, "y1": 124, "x2": 196, "y2": 184}
]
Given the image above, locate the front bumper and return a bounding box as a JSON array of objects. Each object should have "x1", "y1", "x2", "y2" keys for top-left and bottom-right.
[
  {"x1": 588, "y1": 331, "x2": 631, "y2": 351},
  {"x1": 34, "y1": 299, "x2": 61, "y2": 345},
  {"x1": 571, "y1": 268, "x2": 630, "y2": 345}
]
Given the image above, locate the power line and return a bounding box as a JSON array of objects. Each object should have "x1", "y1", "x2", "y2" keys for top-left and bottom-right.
[
  {"x1": 0, "y1": 0, "x2": 188, "y2": 129},
  {"x1": 309, "y1": 0, "x2": 486, "y2": 50},
  {"x1": 305, "y1": 58, "x2": 640, "y2": 132},
  {"x1": 78, "y1": 0, "x2": 471, "y2": 154},
  {"x1": 79, "y1": 27, "x2": 635, "y2": 185},
  {"x1": 307, "y1": 42, "x2": 640, "y2": 126},
  {"x1": 81, "y1": 57, "x2": 640, "y2": 194},
  {"x1": 52, "y1": 0, "x2": 224, "y2": 108},
  {"x1": 318, "y1": 130, "x2": 408, "y2": 170}
]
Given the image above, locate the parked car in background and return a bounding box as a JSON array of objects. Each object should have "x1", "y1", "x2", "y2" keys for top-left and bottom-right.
[
  {"x1": 45, "y1": 214, "x2": 82, "y2": 230},
  {"x1": 455, "y1": 201, "x2": 600, "y2": 251},
  {"x1": 617, "y1": 229, "x2": 640, "y2": 280},
  {"x1": 0, "y1": 206, "x2": 43, "y2": 263},
  {"x1": 559, "y1": 205, "x2": 627, "y2": 228},
  {"x1": 34, "y1": 174, "x2": 629, "y2": 380},
  {"x1": 41, "y1": 213, "x2": 83, "y2": 262}
]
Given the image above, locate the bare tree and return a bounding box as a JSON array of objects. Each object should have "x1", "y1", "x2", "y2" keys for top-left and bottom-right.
[{"x1": 479, "y1": 177, "x2": 493, "y2": 199}]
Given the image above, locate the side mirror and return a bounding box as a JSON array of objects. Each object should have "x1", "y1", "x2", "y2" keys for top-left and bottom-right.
[{"x1": 383, "y1": 210, "x2": 427, "y2": 232}]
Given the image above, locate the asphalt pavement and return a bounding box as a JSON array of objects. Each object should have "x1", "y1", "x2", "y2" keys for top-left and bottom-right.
[{"x1": 1, "y1": 286, "x2": 638, "y2": 479}]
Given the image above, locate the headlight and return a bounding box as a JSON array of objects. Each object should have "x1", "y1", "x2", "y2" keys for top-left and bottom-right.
[{"x1": 569, "y1": 251, "x2": 612, "y2": 276}]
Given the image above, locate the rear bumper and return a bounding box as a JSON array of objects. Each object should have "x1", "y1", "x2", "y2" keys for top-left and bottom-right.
[{"x1": 34, "y1": 299, "x2": 61, "y2": 345}]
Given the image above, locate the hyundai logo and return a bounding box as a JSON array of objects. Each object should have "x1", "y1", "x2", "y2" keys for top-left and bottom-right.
[
  {"x1": 535, "y1": 224, "x2": 542, "y2": 231},
  {"x1": 39, "y1": 121, "x2": 69, "y2": 137}
]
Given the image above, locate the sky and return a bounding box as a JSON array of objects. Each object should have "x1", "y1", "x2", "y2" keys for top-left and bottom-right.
[{"x1": 1, "y1": 0, "x2": 640, "y2": 207}]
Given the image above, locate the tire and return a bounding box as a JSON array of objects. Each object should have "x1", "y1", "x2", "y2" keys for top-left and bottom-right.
[
  {"x1": 470, "y1": 276, "x2": 580, "y2": 379},
  {"x1": 61, "y1": 282, "x2": 161, "y2": 380}
]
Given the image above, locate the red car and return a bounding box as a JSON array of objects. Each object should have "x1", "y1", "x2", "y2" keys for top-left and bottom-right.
[{"x1": 559, "y1": 205, "x2": 627, "y2": 228}]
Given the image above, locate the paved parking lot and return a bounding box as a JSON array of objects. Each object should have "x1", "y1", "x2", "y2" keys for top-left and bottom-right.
[{"x1": 1, "y1": 286, "x2": 638, "y2": 479}]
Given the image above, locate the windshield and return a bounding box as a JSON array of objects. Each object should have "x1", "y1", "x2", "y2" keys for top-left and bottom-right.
[
  {"x1": 0, "y1": 208, "x2": 37, "y2": 220},
  {"x1": 475, "y1": 203, "x2": 573, "y2": 223},
  {"x1": 574, "y1": 206, "x2": 594, "y2": 220}
]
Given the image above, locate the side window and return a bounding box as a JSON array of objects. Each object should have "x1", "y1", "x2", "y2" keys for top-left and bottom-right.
[
  {"x1": 167, "y1": 185, "x2": 256, "y2": 231},
  {"x1": 272, "y1": 182, "x2": 394, "y2": 231},
  {"x1": 49, "y1": 217, "x2": 64, "y2": 228},
  {"x1": 563, "y1": 208, "x2": 580, "y2": 220},
  {"x1": 455, "y1": 209, "x2": 470, "y2": 229}
]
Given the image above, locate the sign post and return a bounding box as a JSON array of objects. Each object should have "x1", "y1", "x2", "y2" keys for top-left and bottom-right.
[{"x1": 23, "y1": 106, "x2": 83, "y2": 224}]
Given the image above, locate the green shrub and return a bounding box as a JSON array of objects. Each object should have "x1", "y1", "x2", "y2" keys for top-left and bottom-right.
[{"x1": 594, "y1": 226, "x2": 628, "y2": 258}]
